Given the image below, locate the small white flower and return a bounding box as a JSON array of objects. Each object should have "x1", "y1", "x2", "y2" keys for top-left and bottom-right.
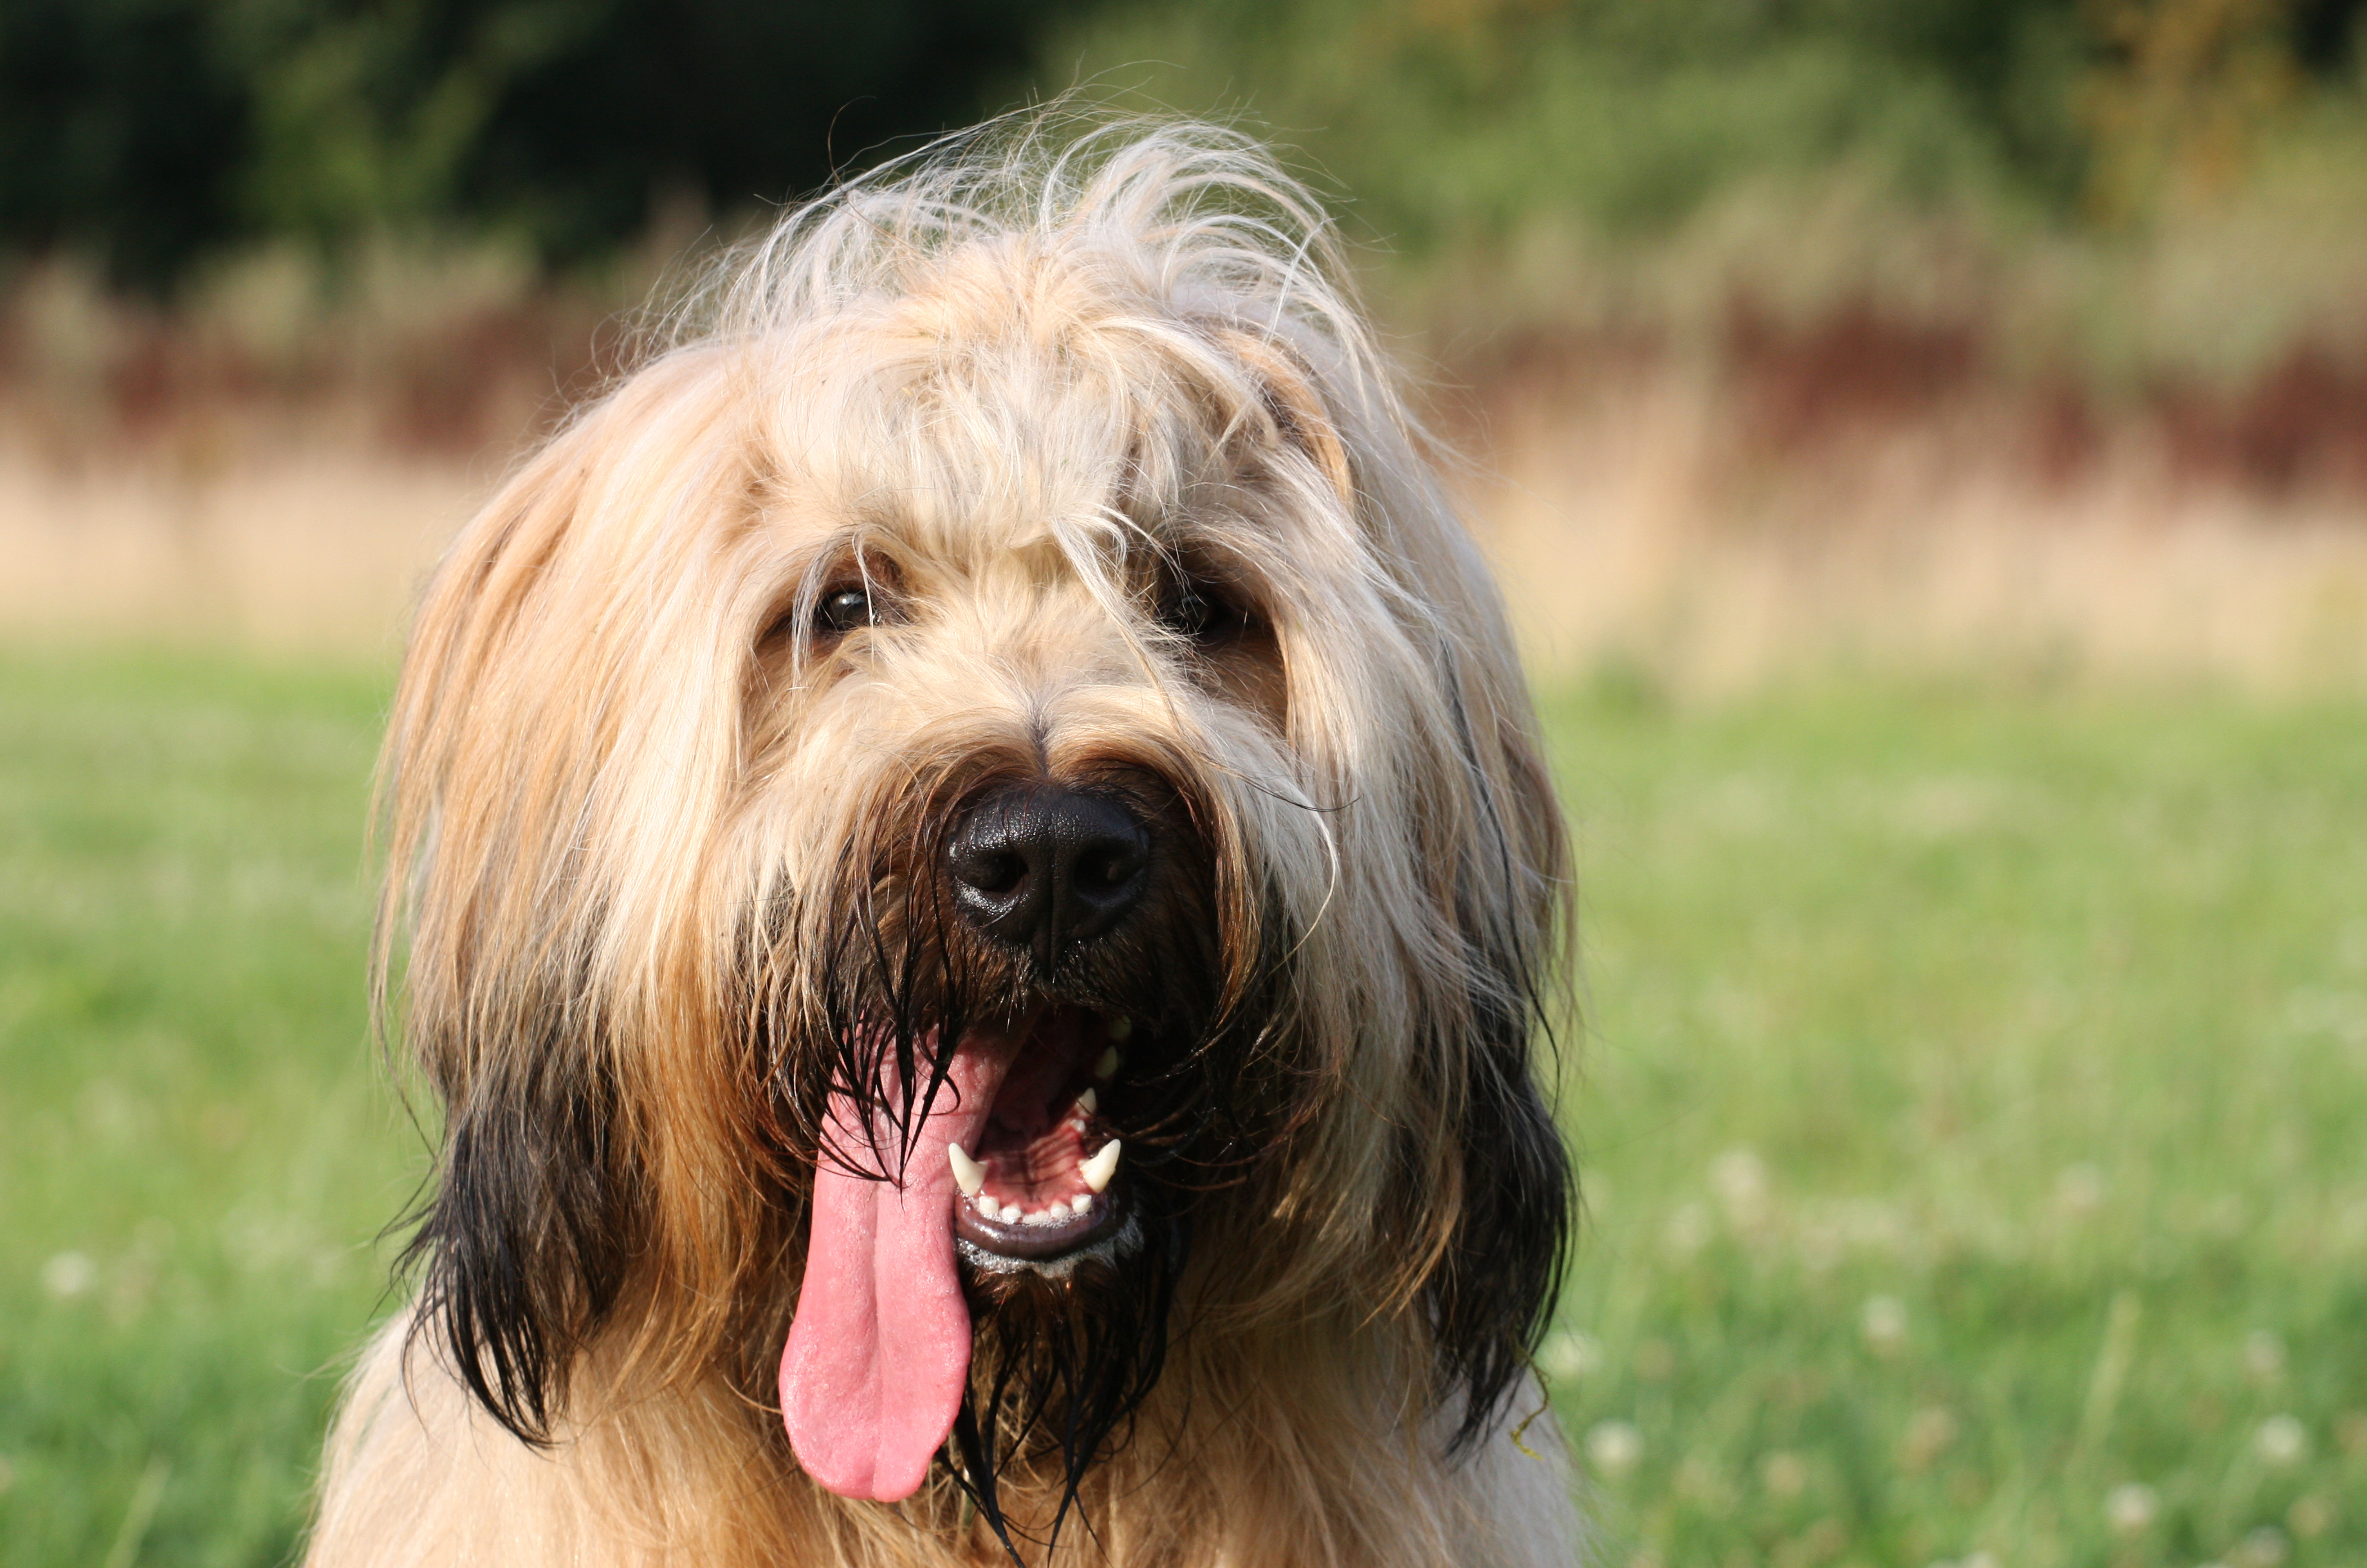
[
  {"x1": 2234, "y1": 1525, "x2": 2289, "y2": 1568},
  {"x1": 2106, "y1": 1482, "x2": 2159, "y2": 1534},
  {"x1": 1901, "y1": 1405, "x2": 1960, "y2": 1470},
  {"x1": 2255, "y1": 1414, "x2": 2308, "y2": 1466},
  {"x1": 1586, "y1": 1420, "x2": 1643, "y2": 1478},
  {"x1": 1663, "y1": 1203, "x2": 1711, "y2": 1257},
  {"x1": 41, "y1": 1252, "x2": 97, "y2": 1300},
  {"x1": 1861, "y1": 1295, "x2": 1908, "y2": 1354},
  {"x1": 1710, "y1": 1147, "x2": 1769, "y2": 1223},
  {"x1": 1760, "y1": 1450, "x2": 1809, "y2": 1499},
  {"x1": 2056, "y1": 1163, "x2": 2105, "y2": 1215},
  {"x1": 1537, "y1": 1329, "x2": 1597, "y2": 1382}
]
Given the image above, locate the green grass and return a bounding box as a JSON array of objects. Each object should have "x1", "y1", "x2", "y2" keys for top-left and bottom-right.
[
  {"x1": 4, "y1": 651, "x2": 2364, "y2": 1565},
  {"x1": 1542, "y1": 683, "x2": 2367, "y2": 1568},
  {"x1": 0, "y1": 652, "x2": 414, "y2": 1568}
]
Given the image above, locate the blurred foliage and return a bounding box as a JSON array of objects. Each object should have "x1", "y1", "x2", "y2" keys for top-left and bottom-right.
[
  {"x1": 0, "y1": 0, "x2": 1074, "y2": 293},
  {"x1": 1056, "y1": 0, "x2": 2367, "y2": 252},
  {"x1": 8, "y1": 0, "x2": 2367, "y2": 408},
  {"x1": 8, "y1": 0, "x2": 2367, "y2": 295}
]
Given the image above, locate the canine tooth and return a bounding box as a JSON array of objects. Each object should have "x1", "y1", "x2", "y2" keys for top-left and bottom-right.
[
  {"x1": 1092, "y1": 1047, "x2": 1120, "y2": 1081},
  {"x1": 1076, "y1": 1087, "x2": 1098, "y2": 1117},
  {"x1": 1081, "y1": 1139, "x2": 1121, "y2": 1194},
  {"x1": 948, "y1": 1143, "x2": 985, "y2": 1197},
  {"x1": 1107, "y1": 1016, "x2": 1134, "y2": 1040}
]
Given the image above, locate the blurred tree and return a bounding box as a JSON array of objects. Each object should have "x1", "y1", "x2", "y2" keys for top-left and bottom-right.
[
  {"x1": 1053, "y1": 0, "x2": 2366, "y2": 256},
  {"x1": 0, "y1": 0, "x2": 256, "y2": 292},
  {"x1": 2079, "y1": 0, "x2": 2303, "y2": 223},
  {"x1": 0, "y1": 0, "x2": 1073, "y2": 293},
  {"x1": 6, "y1": 0, "x2": 2361, "y2": 294}
]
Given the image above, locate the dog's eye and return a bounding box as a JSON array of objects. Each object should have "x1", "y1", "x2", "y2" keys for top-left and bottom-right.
[
  {"x1": 811, "y1": 587, "x2": 878, "y2": 638},
  {"x1": 1157, "y1": 578, "x2": 1252, "y2": 647}
]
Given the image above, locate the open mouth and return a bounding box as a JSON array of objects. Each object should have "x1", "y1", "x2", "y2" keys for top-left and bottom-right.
[
  {"x1": 950, "y1": 1004, "x2": 1137, "y2": 1274},
  {"x1": 778, "y1": 998, "x2": 1156, "y2": 1501}
]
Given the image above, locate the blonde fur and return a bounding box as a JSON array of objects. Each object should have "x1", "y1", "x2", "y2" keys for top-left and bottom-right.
[{"x1": 309, "y1": 116, "x2": 1576, "y2": 1567}]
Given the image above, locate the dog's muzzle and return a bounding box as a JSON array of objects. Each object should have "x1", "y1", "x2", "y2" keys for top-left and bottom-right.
[{"x1": 780, "y1": 781, "x2": 1177, "y2": 1501}]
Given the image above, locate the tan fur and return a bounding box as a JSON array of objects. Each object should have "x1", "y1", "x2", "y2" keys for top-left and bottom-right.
[{"x1": 310, "y1": 117, "x2": 1577, "y2": 1567}]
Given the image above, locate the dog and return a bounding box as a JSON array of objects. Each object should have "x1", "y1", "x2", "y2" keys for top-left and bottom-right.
[{"x1": 306, "y1": 118, "x2": 1578, "y2": 1567}]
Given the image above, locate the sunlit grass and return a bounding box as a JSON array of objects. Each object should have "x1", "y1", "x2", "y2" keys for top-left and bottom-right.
[
  {"x1": 3, "y1": 652, "x2": 2362, "y2": 1565},
  {"x1": 0, "y1": 652, "x2": 411, "y2": 1568},
  {"x1": 1542, "y1": 684, "x2": 2367, "y2": 1568}
]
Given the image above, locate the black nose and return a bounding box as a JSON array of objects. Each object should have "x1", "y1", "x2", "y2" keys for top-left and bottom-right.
[{"x1": 946, "y1": 784, "x2": 1152, "y2": 964}]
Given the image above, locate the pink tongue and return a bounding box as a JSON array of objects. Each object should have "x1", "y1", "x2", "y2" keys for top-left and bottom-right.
[{"x1": 780, "y1": 1043, "x2": 1002, "y2": 1502}]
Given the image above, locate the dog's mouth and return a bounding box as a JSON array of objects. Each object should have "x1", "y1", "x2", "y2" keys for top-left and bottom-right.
[
  {"x1": 778, "y1": 999, "x2": 1161, "y2": 1504},
  {"x1": 950, "y1": 1004, "x2": 1134, "y2": 1271}
]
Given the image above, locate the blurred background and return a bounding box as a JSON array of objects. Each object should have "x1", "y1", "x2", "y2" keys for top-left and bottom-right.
[{"x1": 3, "y1": 3, "x2": 2364, "y2": 1564}]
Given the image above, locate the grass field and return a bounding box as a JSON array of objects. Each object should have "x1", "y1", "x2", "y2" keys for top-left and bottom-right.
[{"x1": 3, "y1": 651, "x2": 2363, "y2": 1567}]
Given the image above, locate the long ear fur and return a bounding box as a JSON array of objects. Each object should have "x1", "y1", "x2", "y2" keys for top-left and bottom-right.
[
  {"x1": 374, "y1": 354, "x2": 755, "y2": 1443},
  {"x1": 398, "y1": 1003, "x2": 639, "y2": 1444},
  {"x1": 1423, "y1": 697, "x2": 1572, "y2": 1452},
  {"x1": 1243, "y1": 324, "x2": 1574, "y2": 1448}
]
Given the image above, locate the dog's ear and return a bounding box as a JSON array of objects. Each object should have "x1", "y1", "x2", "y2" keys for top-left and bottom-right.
[
  {"x1": 1420, "y1": 696, "x2": 1571, "y2": 1459},
  {"x1": 1206, "y1": 315, "x2": 1575, "y2": 1443},
  {"x1": 1424, "y1": 763, "x2": 1573, "y2": 1452},
  {"x1": 376, "y1": 360, "x2": 746, "y2": 1443},
  {"x1": 400, "y1": 1007, "x2": 637, "y2": 1445},
  {"x1": 1411, "y1": 631, "x2": 1576, "y2": 1452},
  {"x1": 380, "y1": 414, "x2": 645, "y2": 1444}
]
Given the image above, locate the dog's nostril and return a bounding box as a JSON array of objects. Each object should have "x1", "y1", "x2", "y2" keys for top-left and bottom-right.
[
  {"x1": 1074, "y1": 845, "x2": 1143, "y2": 895},
  {"x1": 946, "y1": 784, "x2": 1152, "y2": 959},
  {"x1": 958, "y1": 849, "x2": 1029, "y2": 898}
]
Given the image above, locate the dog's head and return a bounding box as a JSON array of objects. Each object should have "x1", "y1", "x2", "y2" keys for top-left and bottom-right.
[{"x1": 379, "y1": 120, "x2": 1569, "y2": 1536}]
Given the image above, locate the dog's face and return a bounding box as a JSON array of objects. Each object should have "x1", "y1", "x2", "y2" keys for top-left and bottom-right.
[{"x1": 378, "y1": 131, "x2": 1569, "y2": 1538}]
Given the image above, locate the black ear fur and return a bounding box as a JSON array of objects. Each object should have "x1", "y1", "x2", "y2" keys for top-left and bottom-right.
[
  {"x1": 400, "y1": 1010, "x2": 640, "y2": 1445},
  {"x1": 1423, "y1": 668, "x2": 1576, "y2": 1452},
  {"x1": 1426, "y1": 977, "x2": 1572, "y2": 1451}
]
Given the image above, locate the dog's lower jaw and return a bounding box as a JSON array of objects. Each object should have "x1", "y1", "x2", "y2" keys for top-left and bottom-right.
[
  {"x1": 956, "y1": 1212, "x2": 1143, "y2": 1280},
  {"x1": 304, "y1": 1311, "x2": 1580, "y2": 1568}
]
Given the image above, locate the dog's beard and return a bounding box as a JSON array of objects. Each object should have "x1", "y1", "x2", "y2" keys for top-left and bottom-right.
[{"x1": 750, "y1": 800, "x2": 1278, "y2": 1547}]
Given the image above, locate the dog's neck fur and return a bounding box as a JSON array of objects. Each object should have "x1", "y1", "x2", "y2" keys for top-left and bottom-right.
[{"x1": 306, "y1": 1305, "x2": 1576, "y2": 1568}]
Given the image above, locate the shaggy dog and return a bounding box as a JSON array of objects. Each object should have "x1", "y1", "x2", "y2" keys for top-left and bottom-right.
[{"x1": 306, "y1": 120, "x2": 1578, "y2": 1567}]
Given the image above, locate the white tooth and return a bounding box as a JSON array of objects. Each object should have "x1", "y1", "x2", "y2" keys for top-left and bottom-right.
[
  {"x1": 1076, "y1": 1087, "x2": 1098, "y2": 1117},
  {"x1": 1093, "y1": 1047, "x2": 1120, "y2": 1081},
  {"x1": 1107, "y1": 1016, "x2": 1134, "y2": 1040},
  {"x1": 1046, "y1": 1199, "x2": 1071, "y2": 1221},
  {"x1": 977, "y1": 1195, "x2": 1000, "y2": 1220},
  {"x1": 948, "y1": 1143, "x2": 985, "y2": 1197},
  {"x1": 1082, "y1": 1139, "x2": 1121, "y2": 1194}
]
